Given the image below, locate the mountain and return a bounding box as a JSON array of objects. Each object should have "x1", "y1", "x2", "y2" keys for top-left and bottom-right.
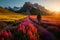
[
  {"x1": 0, "y1": 7, "x2": 12, "y2": 13},
  {"x1": 12, "y1": 6, "x2": 21, "y2": 11},
  {"x1": 0, "y1": 6, "x2": 19, "y2": 15},
  {"x1": 5, "y1": 6, "x2": 21, "y2": 12},
  {"x1": 17, "y1": 2, "x2": 51, "y2": 15},
  {"x1": 5, "y1": 2, "x2": 51, "y2": 15},
  {"x1": 0, "y1": 6, "x2": 27, "y2": 21}
]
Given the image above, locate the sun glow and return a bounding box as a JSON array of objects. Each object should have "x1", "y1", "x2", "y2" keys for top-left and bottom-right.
[{"x1": 54, "y1": 8, "x2": 60, "y2": 12}]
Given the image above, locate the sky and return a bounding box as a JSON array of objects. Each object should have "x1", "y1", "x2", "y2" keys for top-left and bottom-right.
[{"x1": 0, "y1": 0, "x2": 60, "y2": 11}]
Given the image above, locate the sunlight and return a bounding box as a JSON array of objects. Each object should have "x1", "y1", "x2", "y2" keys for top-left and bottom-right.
[{"x1": 54, "y1": 8, "x2": 60, "y2": 12}]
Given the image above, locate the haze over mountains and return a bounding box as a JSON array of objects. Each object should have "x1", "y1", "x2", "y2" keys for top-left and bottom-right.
[{"x1": 5, "y1": 2, "x2": 51, "y2": 15}]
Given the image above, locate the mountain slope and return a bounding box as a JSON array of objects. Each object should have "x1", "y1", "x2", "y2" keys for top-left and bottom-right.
[
  {"x1": 5, "y1": 2, "x2": 51, "y2": 15},
  {"x1": 0, "y1": 7, "x2": 19, "y2": 14},
  {"x1": 17, "y1": 2, "x2": 51, "y2": 15},
  {"x1": 0, "y1": 7, "x2": 27, "y2": 21}
]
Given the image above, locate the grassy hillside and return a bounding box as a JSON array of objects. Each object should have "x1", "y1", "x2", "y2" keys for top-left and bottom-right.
[
  {"x1": 30, "y1": 15, "x2": 60, "y2": 25},
  {"x1": 0, "y1": 7, "x2": 27, "y2": 21}
]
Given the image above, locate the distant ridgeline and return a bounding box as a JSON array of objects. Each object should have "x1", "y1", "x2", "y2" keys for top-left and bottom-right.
[
  {"x1": 0, "y1": 6, "x2": 13, "y2": 13},
  {"x1": 5, "y1": 2, "x2": 51, "y2": 15}
]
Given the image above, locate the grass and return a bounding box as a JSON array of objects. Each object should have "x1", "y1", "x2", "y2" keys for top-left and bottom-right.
[
  {"x1": 0, "y1": 7, "x2": 27, "y2": 22},
  {"x1": 30, "y1": 15, "x2": 60, "y2": 25},
  {"x1": 0, "y1": 14, "x2": 27, "y2": 21}
]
